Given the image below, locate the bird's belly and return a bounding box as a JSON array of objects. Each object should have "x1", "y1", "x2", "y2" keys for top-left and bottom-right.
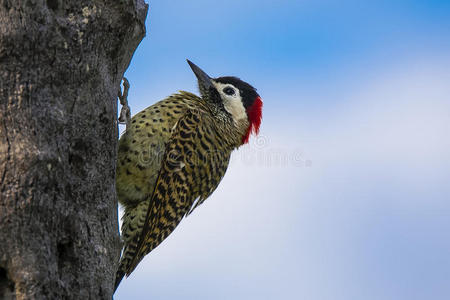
[{"x1": 116, "y1": 97, "x2": 192, "y2": 207}]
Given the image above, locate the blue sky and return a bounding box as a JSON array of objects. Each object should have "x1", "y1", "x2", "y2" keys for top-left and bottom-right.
[{"x1": 115, "y1": 1, "x2": 450, "y2": 299}]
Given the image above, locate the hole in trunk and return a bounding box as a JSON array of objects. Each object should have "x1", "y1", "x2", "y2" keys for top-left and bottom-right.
[
  {"x1": 0, "y1": 267, "x2": 16, "y2": 300},
  {"x1": 46, "y1": 0, "x2": 58, "y2": 10},
  {"x1": 57, "y1": 240, "x2": 73, "y2": 271}
]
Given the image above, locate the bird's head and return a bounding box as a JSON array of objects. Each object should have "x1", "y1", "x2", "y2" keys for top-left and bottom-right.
[{"x1": 187, "y1": 59, "x2": 263, "y2": 144}]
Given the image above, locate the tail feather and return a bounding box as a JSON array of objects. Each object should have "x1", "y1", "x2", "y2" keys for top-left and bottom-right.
[
  {"x1": 114, "y1": 202, "x2": 148, "y2": 292},
  {"x1": 114, "y1": 269, "x2": 125, "y2": 293},
  {"x1": 114, "y1": 239, "x2": 142, "y2": 292}
]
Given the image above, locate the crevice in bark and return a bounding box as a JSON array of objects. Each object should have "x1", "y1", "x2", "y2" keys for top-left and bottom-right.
[
  {"x1": 0, "y1": 116, "x2": 10, "y2": 186},
  {"x1": 46, "y1": 0, "x2": 59, "y2": 11},
  {"x1": 57, "y1": 239, "x2": 73, "y2": 271},
  {"x1": 0, "y1": 267, "x2": 16, "y2": 300}
]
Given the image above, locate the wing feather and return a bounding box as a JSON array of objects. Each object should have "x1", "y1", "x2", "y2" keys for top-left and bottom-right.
[{"x1": 125, "y1": 110, "x2": 231, "y2": 275}]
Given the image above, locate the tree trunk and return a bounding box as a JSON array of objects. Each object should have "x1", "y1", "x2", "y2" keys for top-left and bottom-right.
[{"x1": 0, "y1": 1, "x2": 147, "y2": 299}]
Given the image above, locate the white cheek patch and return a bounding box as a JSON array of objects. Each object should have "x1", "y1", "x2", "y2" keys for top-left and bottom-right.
[
  {"x1": 224, "y1": 97, "x2": 246, "y2": 122},
  {"x1": 212, "y1": 81, "x2": 247, "y2": 123}
]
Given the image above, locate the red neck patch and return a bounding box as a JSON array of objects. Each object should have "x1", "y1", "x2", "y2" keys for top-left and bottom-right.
[{"x1": 242, "y1": 96, "x2": 263, "y2": 144}]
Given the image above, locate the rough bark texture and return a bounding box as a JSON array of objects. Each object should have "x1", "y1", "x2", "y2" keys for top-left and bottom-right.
[{"x1": 0, "y1": 1, "x2": 147, "y2": 299}]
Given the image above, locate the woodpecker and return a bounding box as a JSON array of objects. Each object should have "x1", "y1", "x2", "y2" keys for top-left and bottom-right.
[{"x1": 114, "y1": 60, "x2": 263, "y2": 291}]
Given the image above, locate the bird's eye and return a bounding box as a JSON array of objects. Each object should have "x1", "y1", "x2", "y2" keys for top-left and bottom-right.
[{"x1": 223, "y1": 87, "x2": 235, "y2": 96}]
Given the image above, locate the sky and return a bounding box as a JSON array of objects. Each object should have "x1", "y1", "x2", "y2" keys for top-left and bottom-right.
[{"x1": 115, "y1": 1, "x2": 450, "y2": 299}]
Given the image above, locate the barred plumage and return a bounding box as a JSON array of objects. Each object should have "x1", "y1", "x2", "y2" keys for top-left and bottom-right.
[{"x1": 114, "y1": 61, "x2": 262, "y2": 291}]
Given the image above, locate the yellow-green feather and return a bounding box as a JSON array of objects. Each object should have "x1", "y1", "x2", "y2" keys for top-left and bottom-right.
[{"x1": 115, "y1": 91, "x2": 248, "y2": 290}]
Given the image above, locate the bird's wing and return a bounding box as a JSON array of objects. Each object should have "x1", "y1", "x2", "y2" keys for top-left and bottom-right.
[{"x1": 125, "y1": 109, "x2": 231, "y2": 275}]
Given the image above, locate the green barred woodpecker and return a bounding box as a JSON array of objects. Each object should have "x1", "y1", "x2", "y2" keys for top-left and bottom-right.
[{"x1": 114, "y1": 60, "x2": 263, "y2": 291}]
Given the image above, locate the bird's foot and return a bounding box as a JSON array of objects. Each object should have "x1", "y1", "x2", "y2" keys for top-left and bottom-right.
[{"x1": 118, "y1": 77, "x2": 131, "y2": 130}]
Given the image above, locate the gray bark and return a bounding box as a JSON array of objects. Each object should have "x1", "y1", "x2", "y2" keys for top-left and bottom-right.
[{"x1": 0, "y1": 1, "x2": 147, "y2": 299}]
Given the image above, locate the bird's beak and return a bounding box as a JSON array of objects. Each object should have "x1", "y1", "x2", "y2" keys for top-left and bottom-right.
[{"x1": 187, "y1": 59, "x2": 214, "y2": 90}]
